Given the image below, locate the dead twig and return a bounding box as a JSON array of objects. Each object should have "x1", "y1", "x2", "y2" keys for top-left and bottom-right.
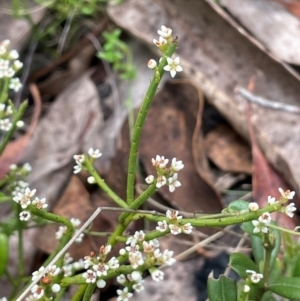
[{"x1": 235, "y1": 86, "x2": 300, "y2": 114}]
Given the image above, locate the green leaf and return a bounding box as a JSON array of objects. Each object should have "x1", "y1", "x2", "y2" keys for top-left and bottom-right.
[
  {"x1": 269, "y1": 258, "x2": 283, "y2": 283},
  {"x1": 250, "y1": 235, "x2": 264, "y2": 265},
  {"x1": 293, "y1": 254, "x2": 300, "y2": 277},
  {"x1": 207, "y1": 275, "x2": 237, "y2": 301},
  {"x1": 223, "y1": 200, "x2": 249, "y2": 213},
  {"x1": 229, "y1": 252, "x2": 258, "y2": 279},
  {"x1": 269, "y1": 277, "x2": 300, "y2": 300},
  {"x1": 261, "y1": 290, "x2": 277, "y2": 301}
]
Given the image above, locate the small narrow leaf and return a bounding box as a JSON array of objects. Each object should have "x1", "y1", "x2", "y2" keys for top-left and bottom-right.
[{"x1": 207, "y1": 275, "x2": 237, "y2": 301}]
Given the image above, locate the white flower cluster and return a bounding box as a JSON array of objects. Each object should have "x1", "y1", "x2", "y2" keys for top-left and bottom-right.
[
  {"x1": 0, "y1": 40, "x2": 23, "y2": 92},
  {"x1": 82, "y1": 245, "x2": 119, "y2": 289},
  {"x1": 73, "y1": 148, "x2": 102, "y2": 175},
  {"x1": 156, "y1": 210, "x2": 193, "y2": 235},
  {"x1": 55, "y1": 217, "x2": 84, "y2": 243},
  {"x1": 25, "y1": 265, "x2": 62, "y2": 300},
  {"x1": 251, "y1": 188, "x2": 297, "y2": 234},
  {"x1": 146, "y1": 155, "x2": 184, "y2": 193},
  {"x1": 13, "y1": 187, "x2": 48, "y2": 221},
  {"x1": 150, "y1": 26, "x2": 183, "y2": 78}
]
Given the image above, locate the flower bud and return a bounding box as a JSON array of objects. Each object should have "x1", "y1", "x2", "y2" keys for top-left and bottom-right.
[{"x1": 147, "y1": 59, "x2": 157, "y2": 69}]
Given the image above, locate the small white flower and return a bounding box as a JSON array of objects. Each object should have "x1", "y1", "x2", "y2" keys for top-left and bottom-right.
[
  {"x1": 9, "y1": 78, "x2": 22, "y2": 92},
  {"x1": 32, "y1": 197, "x2": 48, "y2": 209},
  {"x1": 51, "y1": 283, "x2": 61, "y2": 293},
  {"x1": 23, "y1": 163, "x2": 32, "y2": 172},
  {"x1": 73, "y1": 154, "x2": 85, "y2": 163},
  {"x1": 96, "y1": 279, "x2": 106, "y2": 288},
  {"x1": 93, "y1": 262, "x2": 109, "y2": 277},
  {"x1": 0, "y1": 59, "x2": 9, "y2": 70},
  {"x1": 279, "y1": 188, "x2": 295, "y2": 200},
  {"x1": 119, "y1": 248, "x2": 126, "y2": 256},
  {"x1": 73, "y1": 259, "x2": 85, "y2": 270},
  {"x1": 126, "y1": 236, "x2": 137, "y2": 246},
  {"x1": 64, "y1": 253, "x2": 73, "y2": 264},
  {"x1": 126, "y1": 244, "x2": 140, "y2": 254},
  {"x1": 248, "y1": 202, "x2": 259, "y2": 211},
  {"x1": 163, "y1": 57, "x2": 183, "y2": 78},
  {"x1": 153, "y1": 36, "x2": 167, "y2": 47},
  {"x1": 169, "y1": 224, "x2": 182, "y2": 235},
  {"x1": 73, "y1": 162, "x2": 82, "y2": 174},
  {"x1": 83, "y1": 256, "x2": 93, "y2": 269},
  {"x1": 9, "y1": 50, "x2": 19, "y2": 59},
  {"x1": 99, "y1": 244, "x2": 112, "y2": 255},
  {"x1": 171, "y1": 158, "x2": 184, "y2": 171},
  {"x1": 267, "y1": 196, "x2": 277, "y2": 205},
  {"x1": 13, "y1": 187, "x2": 36, "y2": 208},
  {"x1": 252, "y1": 220, "x2": 268, "y2": 234},
  {"x1": 0, "y1": 298, "x2": 7, "y2": 301},
  {"x1": 4, "y1": 68, "x2": 15, "y2": 78},
  {"x1": 117, "y1": 287, "x2": 133, "y2": 301},
  {"x1": 168, "y1": 173, "x2": 181, "y2": 192},
  {"x1": 157, "y1": 25, "x2": 172, "y2": 38},
  {"x1": 16, "y1": 120, "x2": 24, "y2": 128},
  {"x1": 258, "y1": 212, "x2": 271, "y2": 225},
  {"x1": 152, "y1": 155, "x2": 169, "y2": 168},
  {"x1": 246, "y1": 270, "x2": 263, "y2": 283},
  {"x1": 156, "y1": 175, "x2": 167, "y2": 188},
  {"x1": 182, "y1": 223, "x2": 193, "y2": 234},
  {"x1": 147, "y1": 59, "x2": 157, "y2": 69},
  {"x1": 166, "y1": 210, "x2": 182, "y2": 220},
  {"x1": 75, "y1": 232, "x2": 84, "y2": 243},
  {"x1": 87, "y1": 176, "x2": 96, "y2": 184},
  {"x1": 142, "y1": 240, "x2": 155, "y2": 253},
  {"x1": 9, "y1": 164, "x2": 17, "y2": 170},
  {"x1": 82, "y1": 269, "x2": 97, "y2": 283},
  {"x1": 31, "y1": 285, "x2": 44, "y2": 299},
  {"x1": 47, "y1": 265, "x2": 60, "y2": 276},
  {"x1": 161, "y1": 249, "x2": 176, "y2": 266},
  {"x1": 13, "y1": 60, "x2": 23, "y2": 70},
  {"x1": 131, "y1": 271, "x2": 142, "y2": 281},
  {"x1": 0, "y1": 104, "x2": 5, "y2": 112},
  {"x1": 156, "y1": 220, "x2": 168, "y2": 232},
  {"x1": 242, "y1": 285, "x2": 250, "y2": 293},
  {"x1": 88, "y1": 148, "x2": 102, "y2": 158},
  {"x1": 129, "y1": 252, "x2": 144, "y2": 269},
  {"x1": 133, "y1": 281, "x2": 144, "y2": 292},
  {"x1": 70, "y1": 218, "x2": 81, "y2": 227},
  {"x1": 0, "y1": 118, "x2": 12, "y2": 131},
  {"x1": 108, "y1": 257, "x2": 119, "y2": 269},
  {"x1": 284, "y1": 203, "x2": 297, "y2": 218},
  {"x1": 134, "y1": 230, "x2": 145, "y2": 242},
  {"x1": 151, "y1": 269, "x2": 164, "y2": 282},
  {"x1": 55, "y1": 226, "x2": 66, "y2": 240},
  {"x1": 19, "y1": 211, "x2": 31, "y2": 221},
  {"x1": 31, "y1": 266, "x2": 45, "y2": 281},
  {"x1": 116, "y1": 274, "x2": 126, "y2": 284},
  {"x1": 145, "y1": 175, "x2": 154, "y2": 184}
]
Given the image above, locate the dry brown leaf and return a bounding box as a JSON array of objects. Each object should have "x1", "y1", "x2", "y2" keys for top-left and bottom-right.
[
  {"x1": 204, "y1": 124, "x2": 252, "y2": 174},
  {"x1": 23, "y1": 74, "x2": 104, "y2": 205},
  {"x1": 220, "y1": 0, "x2": 300, "y2": 65},
  {"x1": 140, "y1": 81, "x2": 223, "y2": 218}
]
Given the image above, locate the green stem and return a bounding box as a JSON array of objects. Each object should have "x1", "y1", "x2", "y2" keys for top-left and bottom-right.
[
  {"x1": 132, "y1": 203, "x2": 282, "y2": 227},
  {"x1": 70, "y1": 284, "x2": 87, "y2": 301},
  {"x1": 17, "y1": 206, "x2": 25, "y2": 277},
  {"x1": 126, "y1": 42, "x2": 177, "y2": 204},
  {"x1": 119, "y1": 183, "x2": 157, "y2": 223},
  {"x1": 269, "y1": 223, "x2": 300, "y2": 236},
  {"x1": 0, "y1": 100, "x2": 28, "y2": 155},
  {"x1": 84, "y1": 158, "x2": 128, "y2": 209},
  {"x1": 82, "y1": 283, "x2": 96, "y2": 301},
  {"x1": 263, "y1": 234, "x2": 273, "y2": 284}
]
